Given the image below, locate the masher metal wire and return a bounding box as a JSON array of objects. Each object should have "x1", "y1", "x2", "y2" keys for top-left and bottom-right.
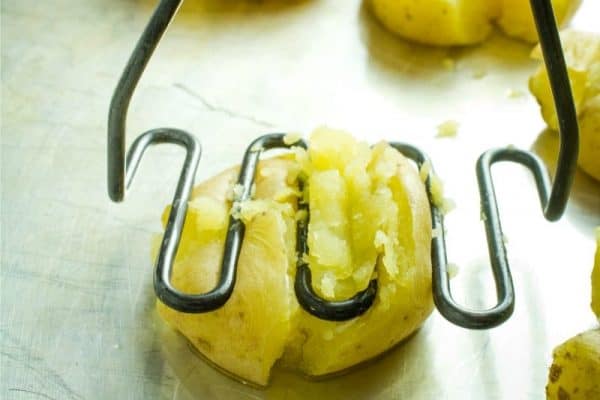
[{"x1": 107, "y1": 0, "x2": 579, "y2": 328}]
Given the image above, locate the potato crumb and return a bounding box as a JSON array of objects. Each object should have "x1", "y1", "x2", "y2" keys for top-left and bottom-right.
[
  {"x1": 480, "y1": 210, "x2": 487, "y2": 222},
  {"x1": 505, "y1": 88, "x2": 524, "y2": 99},
  {"x1": 419, "y1": 160, "x2": 432, "y2": 183},
  {"x1": 231, "y1": 183, "x2": 244, "y2": 200},
  {"x1": 283, "y1": 133, "x2": 302, "y2": 145},
  {"x1": 502, "y1": 233, "x2": 509, "y2": 244},
  {"x1": 419, "y1": 161, "x2": 454, "y2": 215},
  {"x1": 432, "y1": 226, "x2": 442, "y2": 239},
  {"x1": 230, "y1": 201, "x2": 242, "y2": 220},
  {"x1": 436, "y1": 120, "x2": 459, "y2": 138},
  {"x1": 250, "y1": 143, "x2": 262, "y2": 152},
  {"x1": 295, "y1": 209, "x2": 308, "y2": 222},
  {"x1": 447, "y1": 263, "x2": 459, "y2": 279},
  {"x1": 430, "y1": 173, "x2": 455, "y2": 215}
]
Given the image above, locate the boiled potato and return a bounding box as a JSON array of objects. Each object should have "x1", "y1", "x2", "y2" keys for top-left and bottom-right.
[
  {"x1": 369, "y1": 0, "x2": 580, "y2": 46},
  {"x1": 546, "y1": 328, "x2": 600, "y2": 399},
  {"x1": 529, "y1": 30, "x2": 600, "y2": 181},
  {"x1": 369, "y1": 0, "x2": 498, "y2": 46},
  {"x1": 592, "y1": 227, "x2": 600, "y2": 319},
  {"x1": 156, "y1": 128, "x2": 434, "y2": 385},
  {"x1": 496, "y1": 0, "x2": 580, "y2": 43}
]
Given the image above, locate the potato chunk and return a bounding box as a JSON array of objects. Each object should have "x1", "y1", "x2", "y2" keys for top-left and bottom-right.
[
  {"x1": 496, "y1": 0, "x2": 580, "y2": 43},
  {"x1": 370, "y1": 0, "x2": 497, "y2": 46},
  {"x1": 156, "y1": 128, "x2": 433, "y2": 385},
  {"x1": 546, "y1": 329, "x2": 600, "y2": 399},
  {"x1": 529, "y1": 30, "x2": 600, "y2": 181},
  {"x1": 369, "y1": 0, "x2": 580, "y2": 46}
]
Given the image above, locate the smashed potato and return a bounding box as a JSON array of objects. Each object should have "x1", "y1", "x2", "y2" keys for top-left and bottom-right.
[
  {"x1": 369, "y1": 0, "x2": 580, "y2": 46},
  {"x1": 156, "y1": 128, "x2": 433, "y2": 385},
  {"x1": 529, "y1": 30, "x2": 600, "y2": 181},
  {"x1": 546, "y1": 329, "x2": 600, "y2": 399}
]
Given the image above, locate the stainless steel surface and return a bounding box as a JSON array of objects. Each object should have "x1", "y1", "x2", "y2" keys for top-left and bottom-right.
[{"x1": 2, "y1": 0, "x2": 599, "y2": 399}]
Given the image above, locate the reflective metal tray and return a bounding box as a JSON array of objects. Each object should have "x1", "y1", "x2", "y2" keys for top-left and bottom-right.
[{"x1": 1, "y1": 0, "x2": 599, "y2": 398}]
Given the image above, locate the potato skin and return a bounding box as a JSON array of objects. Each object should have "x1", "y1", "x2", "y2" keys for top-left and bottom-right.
[
  {"x1": 156, "y1": 145, "x2": 433, "y2": 384},
  {"x1": 546, "y1": 329, "x2": 600, "y2": 399},
  {"x1": 156, "y1": 157, "x2": 299, "y2": 386},
  {"x1": 369, "y1": 0, "x2": 580, "y2": 46}
]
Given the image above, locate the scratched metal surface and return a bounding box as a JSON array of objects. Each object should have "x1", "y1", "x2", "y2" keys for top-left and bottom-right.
[{"x1": 1, "y1": 0, "x2": 599, "y2": 399}]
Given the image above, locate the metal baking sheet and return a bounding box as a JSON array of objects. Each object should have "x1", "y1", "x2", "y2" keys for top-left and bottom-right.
[{"x1": 2, "y1": 0, "x2": 599, "y2": 399}]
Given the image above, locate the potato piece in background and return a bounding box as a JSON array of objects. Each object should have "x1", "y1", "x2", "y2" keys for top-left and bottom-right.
[
  {"x1": 546, "y1": 328, "x2": 600, "y2": 399},
  {"x1": 529, "y1": 30, "x2": 600, "y2": 181},
  {"x1": 496, "y1": 0, "x2": 580, "y2": 43},
  {"x1": 369, "y1": 0, "x2": 497, "y2": 46},
  {"x1": 592, "y1": 227, "x2": 600, "y2": 319}
]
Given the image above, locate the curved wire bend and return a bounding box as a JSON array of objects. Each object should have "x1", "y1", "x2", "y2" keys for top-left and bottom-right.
[
  {"x1": 529, "y1": 0, "x2": 579, "y2": 221},
  {"x1": 390, "y1": 143, "x2": 517, "y2": 329},
  {"x1": 294, "y1": 194, "x2": 378, "y2": 321},
  {"x1": 108, "y1": 0, "x2": 184, "y2": 202}
]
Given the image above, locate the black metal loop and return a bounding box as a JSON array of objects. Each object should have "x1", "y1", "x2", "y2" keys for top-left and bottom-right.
[
  {"x1": 108, "y1": 0, "x2": 184, "y2": 202},
  {"x1": 390, "y1": 143, "x2": 516, "y2": 329},
  {"x1": 157, "y1": 133, "x2": 307, "y2": 312},
  {"x1": 294, "y1": 189, "x2": 378, "y2": 321}
]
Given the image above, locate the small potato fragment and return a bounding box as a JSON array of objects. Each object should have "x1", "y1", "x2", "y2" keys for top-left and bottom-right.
[
  {"x1": 370, "y1": 0, "x2": 497, "y2": 46},
  {"x1": 546, "y1": 329, "x2": 600, "y2": 399}
]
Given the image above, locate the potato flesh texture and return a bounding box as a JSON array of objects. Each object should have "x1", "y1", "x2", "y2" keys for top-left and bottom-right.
[
  {"x1": 529, "y1": 31, "x2": 600, "y2": 181},
  {"x1": 529, "y1": 30, "x2": 600, "y2": 130},
  {"x1": 156, "y1": 159, "x2": 298, "y2": 387},
  {"x1": 370, "y1": 0, "x2": 495, "y2": 46},
  {"x1": 496, "y1": 0, "x2": 580, "y2": 43},
  {"x1": 284, "y1": 132, "x2": 433, "y2": 376},
  {"x1": 306, "y1": 128, "x2": 407, "y2": 300},
  {"x1": 546, "y1": 329, "x2": 600, "y2": 399},
  {"x1": 578, "y1": 97, "x2": 600, "y2": 181}
]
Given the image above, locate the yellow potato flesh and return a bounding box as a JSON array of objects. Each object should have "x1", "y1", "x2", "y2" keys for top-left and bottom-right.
[
  {"x1": 496, "y1": 0, "x2": 580, "y2": 43},
  {"x1": 546, "y1": 329, "x2": 600, "y2": 399},
  {"x1": 370, "y1": 0, "x2": 496, "y2": 46},
  {"x1": 282, "y1": 129, "x2": 433, "y2": 375},
  {"x1": 529, "y1": 30, "x2": 600, "y2": 181},
  {"x1": 156, "y1": 158, "x2": 298, "y2": 386},
  {"x1": 156, "y1": 128, "x2": 433, "y2": 385},
  {"x1": 369, "y1": 0, "x2": 580, "y2": 46}
]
